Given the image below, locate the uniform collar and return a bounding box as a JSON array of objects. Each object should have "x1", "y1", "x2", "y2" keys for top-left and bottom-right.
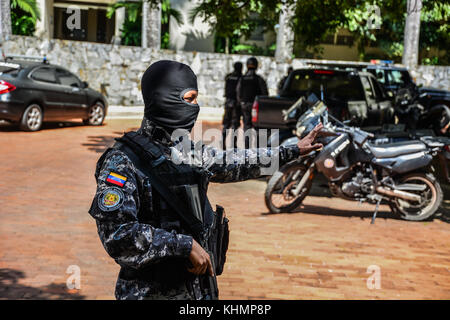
[{"x1": 138, "y1": 117, "x2": 174, "y2": 146}]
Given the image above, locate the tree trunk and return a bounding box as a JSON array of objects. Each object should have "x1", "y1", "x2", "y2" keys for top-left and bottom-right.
[
  {"x1": 142, "y1": 1, "x2": 161, "y2": 49},
  {"x1": 225, "y1": 37, "x2": 229, "y2": 54},
  {"x1": 402, "y1": 0, "x2": 422, "y2": 68},
  {"x1": 0, "y1": 0, "x2": 12, "y2": 41},
  {"x1": 275, "y1": 1, "x2": 295, "y2": 61}
]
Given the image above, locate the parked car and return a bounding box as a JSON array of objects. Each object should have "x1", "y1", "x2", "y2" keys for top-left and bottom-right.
[
  {"x1": 362, "y1": 64, "x2": 449, "y2": 109},
  {"x1": 252, "y1": 67, "x2": 394, "y2": 132},
  {"x1": 0, "y1": 56, "x2": 108, "y2": 131}
]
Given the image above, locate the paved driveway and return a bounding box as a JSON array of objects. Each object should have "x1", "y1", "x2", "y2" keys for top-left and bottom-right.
[{"x1": 0, "y1": 119, "x2": 449, "y2": 299}]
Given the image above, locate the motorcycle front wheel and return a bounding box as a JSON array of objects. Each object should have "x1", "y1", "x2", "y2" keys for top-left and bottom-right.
[
  {"x1": 390, "y1": 172, "x2": 443, "y2": 221},
  {"x1": 264, "y1": 161, "x2": 313, "y2": 213}
]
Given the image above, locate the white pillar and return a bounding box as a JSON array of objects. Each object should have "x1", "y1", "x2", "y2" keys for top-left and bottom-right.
[
  {"x1": 35, "y1": 0, "x2": 54, "y2": 39},
  {"x1": 113, "y1": 7, "x2": 125, "y2": 44},
  {"x1": 275, "y1": 1, "x2": 295, "y2": 62},
  {"x1": 142, "y1": 1, "x2": 161, "y2": 49},
  {"x1": 0, "y1": 0, "x2": 12, "y2": 41},
  {"x1": 402, "y1": 0, "x2": 422, "y2": 69}
]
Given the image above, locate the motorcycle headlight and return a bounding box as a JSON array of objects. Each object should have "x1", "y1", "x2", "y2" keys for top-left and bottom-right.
[{"x1": 296, "y1": 126, "x2": 306, "y2": 137}]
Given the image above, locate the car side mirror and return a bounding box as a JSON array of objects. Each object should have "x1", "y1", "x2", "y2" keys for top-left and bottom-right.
[{"x1": 82, "y1": 81, "x2": 89, "y2": 88}]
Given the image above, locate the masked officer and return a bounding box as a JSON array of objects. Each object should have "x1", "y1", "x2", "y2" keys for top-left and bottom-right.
[
  {"x1": 88, "y1": 60, "x2": 323, "y2": 300},
  {"x1": 222, "y1": 62, "x2": 243, "y2": 150},
  {"x1": 236, "y1": 57, "x2": 268, "y2": 149}
]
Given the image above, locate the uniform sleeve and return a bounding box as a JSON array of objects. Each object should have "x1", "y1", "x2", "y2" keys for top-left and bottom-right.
[
  {"x1": 202, "y1": 144, "x2": 300, "y2": 183},
  {"x1": 88, "y1": 149, "x2": 193, "y2": 270},
  {"x1": 236, "y1": 77, "x2": 242, "y2": 103},
  {"x1": 224, "y1": 74, "x2": 229, "y2": 97}
]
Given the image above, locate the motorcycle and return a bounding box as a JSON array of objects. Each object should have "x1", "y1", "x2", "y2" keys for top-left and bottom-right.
[{"x1": 265, "y1": 96, "x2": 446, "y2": 222}]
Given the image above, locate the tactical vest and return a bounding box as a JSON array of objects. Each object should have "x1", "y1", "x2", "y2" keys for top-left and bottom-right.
[
  {"x1": 98, "y1": 131, "x2": 229, "y2": 298},
  {"x1": 225, "y1": 73, "x2": 240, "y2": 100},
  {"x1": 239, "y1": 72, "x2": 261, "y2": 103}
]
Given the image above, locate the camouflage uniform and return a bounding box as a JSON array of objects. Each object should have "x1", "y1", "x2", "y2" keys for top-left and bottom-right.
[{"x1": 89, "y1": 118, "x2": 300, "y2": 300}]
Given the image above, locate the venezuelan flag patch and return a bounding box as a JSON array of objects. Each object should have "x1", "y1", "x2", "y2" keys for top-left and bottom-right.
[{"x1": 106, "y1": 172, "x2": 127, "y2": 187}]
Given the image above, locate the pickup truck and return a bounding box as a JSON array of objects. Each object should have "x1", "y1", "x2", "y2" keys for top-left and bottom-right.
[{"x1": 252, "y1": 68, "x2": 394, "y2": 131}]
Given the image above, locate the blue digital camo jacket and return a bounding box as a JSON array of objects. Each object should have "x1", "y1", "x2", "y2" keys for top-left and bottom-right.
[{"x1": 89, "y1": 118, "x2": 300, "y2": 300}]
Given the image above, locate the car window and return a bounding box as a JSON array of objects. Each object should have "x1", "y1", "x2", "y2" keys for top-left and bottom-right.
[
  {"x1": 373, "y1": 69, "x2": 385, "y2": 84},
  {"x1": 361, "y1": 76, "x2": 375, "y2": 99},
  {"x1": 287, "y1": 72, "x2": 365, "y2": 101},
  {"x1": 369, "y1": 77, "x2": 384, "y2": 100},
  {"x1": 55, "y1": 68, "x2": 81, "y2": 87},
  {"x1": 387, "y1": 70, "x2": 411, "y2": 86},
  {"x1": 31, "y1": 67, "x2": 57, "y2": 83}
]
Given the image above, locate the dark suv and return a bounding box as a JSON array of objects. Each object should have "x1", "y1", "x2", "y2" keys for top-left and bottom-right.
[
  {"x1": 0, "y1": 56, "x2": 108, "y2": 131},
  {"x1": 363, "y1": 65, "x2": 449, "y2": 109}
]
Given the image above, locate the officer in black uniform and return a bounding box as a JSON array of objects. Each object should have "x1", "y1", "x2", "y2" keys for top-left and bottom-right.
[
  {"x1": 277, "y1": 66, "x2": 293, "y2": 94},
  {"x1": 222, "y1": 62, "x2": 243, "y2": 150},
  {"x1": 88, "y1": 60, "x2": 323, "y2": 300},
  {"x1": 236, "y1": 57, "x2": 268, "y2": 149}
]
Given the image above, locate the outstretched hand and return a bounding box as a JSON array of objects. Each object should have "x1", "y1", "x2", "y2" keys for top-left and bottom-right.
[{"x1": 297, "y1": 123, "x2": 324, "y2": 155}]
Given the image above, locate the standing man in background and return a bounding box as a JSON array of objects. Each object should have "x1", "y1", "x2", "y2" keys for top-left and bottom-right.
[
  {"x1": 278, "y1": 66, "x2": 293, "y2": 94},
  {"x1": 236, "y1": 57, "x2": 268, "y2": 149},
  {"x1": 222, "y1": 62, "x2": 243, "y2": 150}
]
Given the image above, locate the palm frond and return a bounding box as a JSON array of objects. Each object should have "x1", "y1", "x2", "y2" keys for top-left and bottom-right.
[
  {"x1": 11, "y1": 0, "x2": 41, "y2": 21},
  {"x1": 168, "y1": 8, "x2": 183, "y2": 25}
]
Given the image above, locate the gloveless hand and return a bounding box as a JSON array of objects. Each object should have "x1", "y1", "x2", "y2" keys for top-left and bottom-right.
[
  {"x1": 188, "y1": 239, "x2": 214, "y2": 276},
  {"x1": 297, "y1": 123, "x2": 324, "y2": 155}
]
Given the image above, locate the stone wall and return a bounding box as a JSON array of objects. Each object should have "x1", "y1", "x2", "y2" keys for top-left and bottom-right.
[{"x1": 2, "y1": 36, "x2": 449, "y2": 106}]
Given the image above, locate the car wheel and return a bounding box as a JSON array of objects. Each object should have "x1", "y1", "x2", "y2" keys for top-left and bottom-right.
[
  {"x1": 20, "y1": 104, "x2": 43, "y2": 132},
  {"x1": 84, "y1": 102, "x2": 105, "y2": 126}
]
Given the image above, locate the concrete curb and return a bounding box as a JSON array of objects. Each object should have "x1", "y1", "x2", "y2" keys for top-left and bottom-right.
[{"x1": 106, "y1": 105, "x2": 224, "y2": 122}]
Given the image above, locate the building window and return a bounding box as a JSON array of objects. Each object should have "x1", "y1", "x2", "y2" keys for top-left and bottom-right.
[
  {"x1": 336, "y1": 35, "x2": 354, "y2": 46},
  {"x1": 53, "y1": 2, "x2": 115, "y2": 43}
]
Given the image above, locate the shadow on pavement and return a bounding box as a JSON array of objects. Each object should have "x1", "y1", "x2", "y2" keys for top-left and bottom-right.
[
  {"x1": 0, "y1": 268, "x2": 85, "y2": 300},
  {"x1": 82, "y1": 134, "x2": 118, "y2": 153},
  {"x1": 0, "y1": 121, "x2": 87, "y2": 132},
  {"x1": 263, "y1": 174, "x2": 450, "y2": 223},
  {"x1": 82, "y1": 124, "x2": 139, "y2": 153},
  {"x1": 292, "y1": 204, "x2": 396, "y2": 220}
]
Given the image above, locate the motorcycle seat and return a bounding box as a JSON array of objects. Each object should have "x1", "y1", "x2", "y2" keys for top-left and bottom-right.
[{"x1": 367, "y1": 140, "x2": 426, "y2": 158}]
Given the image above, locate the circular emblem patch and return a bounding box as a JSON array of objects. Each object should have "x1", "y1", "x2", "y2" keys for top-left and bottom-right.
[
  {"x1": 324, "y1": 158, "x2": 335, "y2": 169},
  {"x1": 98, "y1": 187, "x2": 124, "y2": 211}
]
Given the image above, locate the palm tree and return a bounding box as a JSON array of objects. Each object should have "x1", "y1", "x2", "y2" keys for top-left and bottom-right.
[
  {"x1": 106, "y1": 0, "x2": 183, "y2": 47},
  {"x1": 107, "y1": 0, "x2": 182, "y2": 25},
  {"x1": 0, "y1": 0, "x2": 12, "y2": 40},
  {"x1": 11, "y1": 0, "x2": 41, "y2": 22}
]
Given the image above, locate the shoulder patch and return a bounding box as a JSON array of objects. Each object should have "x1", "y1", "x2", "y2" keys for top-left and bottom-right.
[
  {"x1": 98, "y1": 187, "x2": 124, "y2": 211},
  {"x1": 106, "y1": 171, "x2": 128, "y2": 187}
]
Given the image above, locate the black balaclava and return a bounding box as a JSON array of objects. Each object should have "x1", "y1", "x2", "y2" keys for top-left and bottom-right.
[
  {"x1": 246, "y1": 57, "x2": 258, "y2": 70},
  {"x1": 233, "y1": 62, "x2": 243, "y2": 75},
  {"x1": 141, "y1": 60, "x2": 199, "y2": 133}
]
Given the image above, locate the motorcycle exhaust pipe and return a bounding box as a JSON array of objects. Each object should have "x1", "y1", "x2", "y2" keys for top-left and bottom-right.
[{"x1": 376, "y1": 187, "x2": 421, "y2": 202}]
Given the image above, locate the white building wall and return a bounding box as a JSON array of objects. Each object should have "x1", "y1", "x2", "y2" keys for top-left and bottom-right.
[{"x1": 169, "y1": 0, "x2": 215, "y2": 52}]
